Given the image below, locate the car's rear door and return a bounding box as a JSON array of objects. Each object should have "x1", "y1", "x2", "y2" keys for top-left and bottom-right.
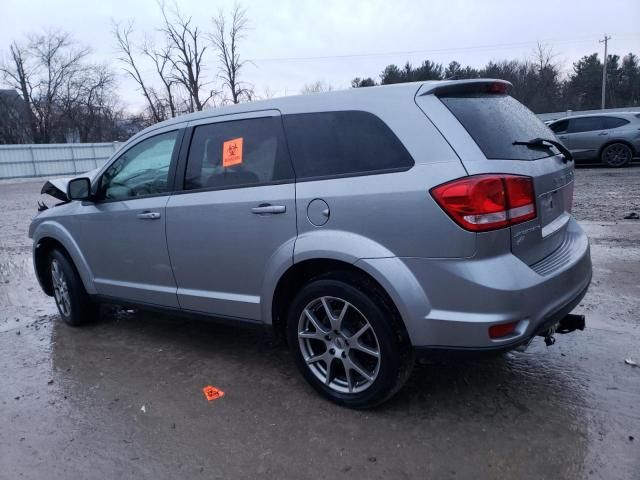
[{"x1": 165, "y1": 111, "x2": 297, "y2": 320}]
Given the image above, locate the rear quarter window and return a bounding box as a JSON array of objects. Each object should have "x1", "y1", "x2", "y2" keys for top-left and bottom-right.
[
  {"x1": 439, "y1": 94, "x2": 556, "y2": 160},
  {"x1": 282, "y1": 111, "x2": 414, "y2": 179},
  {"x1": 603, "y1": 117, "x2": 630, "y2": 129}
]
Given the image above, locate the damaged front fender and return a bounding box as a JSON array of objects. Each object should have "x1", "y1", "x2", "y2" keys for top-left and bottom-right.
[{"x1": 40, "y1": 168, "x2": 100, "y2": 202}]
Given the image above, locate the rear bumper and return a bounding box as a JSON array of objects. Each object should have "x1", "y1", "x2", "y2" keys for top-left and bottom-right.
[
  {"x1": 414, "y1": 280, "x2": 590, "y2": 357},
  {"x1": 361, "y1": 217, "x2": 592, "y2": 350}
]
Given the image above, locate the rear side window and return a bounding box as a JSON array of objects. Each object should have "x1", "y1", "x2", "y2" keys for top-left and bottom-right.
[
  {"x1": 282, "y1": 111, "x2": 414, "y2": 179},
  {"x1": 569, "y1": 117, "x2": 605, "y2": 133},
  {"x1": 184, "y1": 116, "x2": 293, "y2": 191},
  {"x1": 439, "y1": 94, "x2": 556, "y2": 160},
  {"x1": 603, "y1": 117, "x2": 629, "y2": 129}
]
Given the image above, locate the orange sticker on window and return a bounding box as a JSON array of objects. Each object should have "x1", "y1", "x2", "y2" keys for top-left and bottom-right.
[
  {"x1": 203, "y1": 385, "x2": 225, "y2": 401},
  {"x1": 222, "y1": 137, "x2": 243, "y2": 167}
]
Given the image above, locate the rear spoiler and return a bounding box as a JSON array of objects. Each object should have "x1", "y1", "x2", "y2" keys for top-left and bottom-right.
[{"x1": 417, "y1": 79, "x2": 512, "y2": 97}]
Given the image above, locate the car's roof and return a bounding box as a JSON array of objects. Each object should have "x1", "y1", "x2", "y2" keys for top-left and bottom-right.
[
  {"x1": 549, "y1": 111, "x2": 640, "y2": 123},
  {"x1": 128, "y1": 79, "x2": 503, "y2": 143},
  {"x1": 146, "y1": 81, "x2": 424, "y2": 130}
]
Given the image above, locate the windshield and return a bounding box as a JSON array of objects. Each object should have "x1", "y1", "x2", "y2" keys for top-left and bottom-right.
[{"x1": 439, "y1": 94, "x2": 559, "y2": 160}]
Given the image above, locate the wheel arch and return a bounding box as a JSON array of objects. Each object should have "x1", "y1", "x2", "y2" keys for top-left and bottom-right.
[
  {"x1": 270, "y1": 257, "x2": 416, "y2": 347},
  {"x1": 599, "y1": 139, "x2": 636, "y2": 159},
  {"x1": 32, "y1": 222, "x2": 97, "y2": 296}
]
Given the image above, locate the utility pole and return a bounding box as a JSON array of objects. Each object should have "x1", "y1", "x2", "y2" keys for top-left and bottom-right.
[{"x1": 599, "y1": 34, "x2": 611, "y2": 109}]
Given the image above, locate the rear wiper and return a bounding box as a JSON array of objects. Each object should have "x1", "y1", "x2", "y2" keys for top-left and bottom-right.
[{"x1": 512, "y1": 137, "x2": 573, "y2": 163}]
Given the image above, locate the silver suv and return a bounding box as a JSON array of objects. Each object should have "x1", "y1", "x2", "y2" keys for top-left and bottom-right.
[
  {"x1": 30, "y1": 79, "x2": 592, "y2": 407},
  {"x1": 548, "y1": 112, "x2": 640, "y2": 167}
]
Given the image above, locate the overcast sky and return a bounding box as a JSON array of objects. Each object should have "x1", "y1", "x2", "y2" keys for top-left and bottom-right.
[{"x1": 2, "y1": 0, "x2": 639, "y2": 111}]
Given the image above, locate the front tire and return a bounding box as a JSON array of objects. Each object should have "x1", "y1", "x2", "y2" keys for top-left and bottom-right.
[
  {"x1": 286, "y1": 273, "x2": 413, "y2": 408},
  {"x1": 601, "y1": 143, "x2": 632, "y2": 167},
  {"x1": 49, "y1": 249, "x2": 97, "y2": 326}
]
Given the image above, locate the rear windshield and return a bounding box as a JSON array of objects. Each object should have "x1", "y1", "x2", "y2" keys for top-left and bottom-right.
[{"x1": 439, "y1": 94, "x2": 558, "y2": 160}]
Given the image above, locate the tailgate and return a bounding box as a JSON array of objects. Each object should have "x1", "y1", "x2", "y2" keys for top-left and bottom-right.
[
  {"x1": 511, "y1": 162, "x2": 574, "y2": 265},
  {"x1": 415, "y1": 80, "x2": 576, "y2": 265}
]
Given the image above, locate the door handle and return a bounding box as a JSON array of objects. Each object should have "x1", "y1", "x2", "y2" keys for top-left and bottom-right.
[
  {"x1": 597, "y1": 131, "x2": 608, "y2": 136},
  {"x1": 251, "y1": 204, "x2": 286, "y2": 215},
  {"x1": 557, "y1": 135, "x2": 567, "y2": 139},
  {"x1": 137, "y1": 211, "x2": 161, "y2": 220}
]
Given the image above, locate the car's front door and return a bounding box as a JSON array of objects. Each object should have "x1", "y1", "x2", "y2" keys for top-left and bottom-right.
[
  {"x1": 66, "y1": 128, "x2": 183, "y2": 307},
  {"x1": 165, "y1": 111, "x2": 296, "y2": 320}
]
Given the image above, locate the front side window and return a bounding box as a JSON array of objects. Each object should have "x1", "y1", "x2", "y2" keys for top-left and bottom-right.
[
  {"x1": 549, "y1": 120, "x2": 569, "y2": 134},
  {"x1": 569, "y1": 117, "x2": 605, "y2": 133},
  {"x1": 184, "y1": 116, "x2": 293, "y2": 191},
  {"x1": 282, "y1": 111, "x2": 414, "y2": 179},
  {"x1": 100, "y1": 131, "x2": 179, "y2": 201}
]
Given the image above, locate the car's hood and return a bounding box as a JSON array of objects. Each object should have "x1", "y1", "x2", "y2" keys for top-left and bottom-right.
[{"x1": 40, "y1": 168, "x2": 100, "y2": 201}]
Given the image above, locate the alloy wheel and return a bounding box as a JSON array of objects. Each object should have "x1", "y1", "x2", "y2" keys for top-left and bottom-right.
[
  {"x1": 297, "y1": 296, "x2": 381, "y2": 394},
  {"x1": 604, "y1": 144, "x2": 631, "y2": 167},
  {"x1": 51, "y1": 259, "x2": 71, "y2": 317}
]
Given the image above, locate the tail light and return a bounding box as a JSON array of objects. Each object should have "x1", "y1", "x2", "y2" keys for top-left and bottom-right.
[{"x1": 430, "y1": 174, "x2": 536, "y2": 232}]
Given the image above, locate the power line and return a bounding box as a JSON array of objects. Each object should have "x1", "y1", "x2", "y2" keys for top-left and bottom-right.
[{"x1": 251, "y1": 32, "x2": 640, "y2": 63}]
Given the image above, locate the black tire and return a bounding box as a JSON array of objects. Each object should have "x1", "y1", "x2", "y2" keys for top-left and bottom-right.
[
  {"x1": 286, "y1": 272, "x2": 413, "y2": 408},
  {"x1": 48, "y1": 249, "x2": 98, "y2": 326},
  {"x1": 601, "y1": 143, "x2": 633, "y2": 168}
]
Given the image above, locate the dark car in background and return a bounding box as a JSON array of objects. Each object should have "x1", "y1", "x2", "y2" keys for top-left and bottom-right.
[{"x1": 548, "y1": 112, "x2": 640, "y2": 167}]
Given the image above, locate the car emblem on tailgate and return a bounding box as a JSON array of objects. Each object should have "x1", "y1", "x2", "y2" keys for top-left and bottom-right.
[{"x1": 553, "y1": 170, "x2": 574, "y2": 189}]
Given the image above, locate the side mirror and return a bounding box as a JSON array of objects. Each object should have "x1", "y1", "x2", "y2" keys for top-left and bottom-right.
[{"x1": 67, "y1": 177, "x2": 92, "y2": 201}]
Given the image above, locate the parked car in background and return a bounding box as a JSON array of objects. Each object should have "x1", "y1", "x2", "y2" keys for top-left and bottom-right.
[
  {"x1": 30, "y1": 79, "x2": 592, "y2": 407},
  {"x1": 548, "y1": 113, "x2": 640, "y2": 167}
]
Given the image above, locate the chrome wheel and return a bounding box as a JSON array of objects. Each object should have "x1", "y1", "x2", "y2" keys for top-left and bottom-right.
[
  {"x1": 297, "y1": 296, "x2": 381, "y2": 394},
  {"x1": 603, "y1": 144, "x2": 631, "y2": 167},
  {"x1": 51, "y1": 259, "x2": 71, "y2": 317}
]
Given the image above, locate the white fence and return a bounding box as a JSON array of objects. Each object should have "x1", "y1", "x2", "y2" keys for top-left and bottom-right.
[{"x1": 0, "y1": 143, "x2": 120, "y2": 180}]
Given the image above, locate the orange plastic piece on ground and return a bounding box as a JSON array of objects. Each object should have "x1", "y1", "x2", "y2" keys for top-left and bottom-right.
[{"x1": 202, "y1": 385, "x2": 225, "y2": 401}]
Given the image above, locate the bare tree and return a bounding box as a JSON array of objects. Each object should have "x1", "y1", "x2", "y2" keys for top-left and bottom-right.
[
  {"x1": 533, "y1": 42, "x2": 559, "y2": 72},
  {"x1": 158, "y1": 2, "x2": 215, "y2": 111},
  {"x1": 2, "y1": 42, "x2": 37, "y2": 140},
  {"x1": 29, "y1": 32, "x2": 89, "y2": 142},
  {"x1": 0, "y1": 31, "x2": 112, "y2": 143},
  {"x1": 301, "y1": 80, "x2": 334, "y2": 94},
  {"x1": 142, "y1": 40, "x2": 177, "y2": 118},
  {"x1": 114, "y1": 21, "x2": 163, "y2": 123},
  {"x1": 211, "y1": 4, "x2": 253, "y2": 104},
  {"x1": 58, "y1": 63, "x2": 121, "y2": 142}
]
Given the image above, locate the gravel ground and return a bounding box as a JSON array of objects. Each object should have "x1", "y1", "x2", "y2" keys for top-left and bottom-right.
[{"x1": 0, "y1": 166, "x2": 639, "y2": 479}]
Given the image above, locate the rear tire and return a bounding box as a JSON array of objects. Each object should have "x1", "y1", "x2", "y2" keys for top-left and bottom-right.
[
  {"x1": 601, "y1": 143, "x2": 632, "y2": 167},
  {"x1": 49, "y1": 249, "x2": 98, "y2": 326},
  {"x1": 286, "y1": 272, "x2": 413, "y2": 408}
]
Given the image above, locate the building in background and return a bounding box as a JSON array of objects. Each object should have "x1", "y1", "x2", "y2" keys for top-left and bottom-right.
[{"x1": 0, "y1": 89, "x2": 33, "y2": 144}]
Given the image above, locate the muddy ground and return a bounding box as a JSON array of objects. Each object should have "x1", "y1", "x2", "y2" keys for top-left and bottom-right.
[{"x1": 1, "y1": 166, "x2": 639, "y2": 479}]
